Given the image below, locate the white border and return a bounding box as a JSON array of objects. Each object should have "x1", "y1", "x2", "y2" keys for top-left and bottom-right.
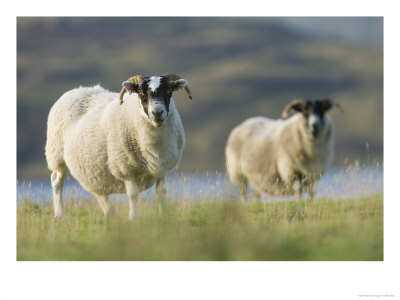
[{"x1": 3, "y1": 0, "x2": 399, "y2": 299}]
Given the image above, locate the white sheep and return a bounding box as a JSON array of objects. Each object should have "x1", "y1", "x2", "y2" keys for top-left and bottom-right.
[
  {"x1": 225, "y1": 98, "x2": 341, "y2": 202},
  {"x1": 45, "y1": 74, "x2": 192, "y2": 219}
]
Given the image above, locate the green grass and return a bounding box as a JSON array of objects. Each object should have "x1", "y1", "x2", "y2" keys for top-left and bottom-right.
[{"x1": 17, "y1": 194, "x2": 383, "y2": 261}]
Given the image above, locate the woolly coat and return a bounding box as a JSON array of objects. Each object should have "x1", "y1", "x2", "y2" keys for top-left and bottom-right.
[
  {"x1": 45, "y1": 85, "x2": 185, "y2": 196},
  {"x1": 225, "y1": 113, "x2": 334, "y2": 196}
]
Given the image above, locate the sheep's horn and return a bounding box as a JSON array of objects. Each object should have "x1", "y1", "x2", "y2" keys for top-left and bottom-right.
[
  {"x1": 281, "y1": 99, "x2": 307, "y2": 119},
  {"x1": 162, "y1": 73, "x2": 192, "y2": 100},
  {"x1": 119, "y1": 75, "x2": 145, "y2": 105},
  {"x1": 332, "y1": 100, "x2": 344, "y2": 113}
]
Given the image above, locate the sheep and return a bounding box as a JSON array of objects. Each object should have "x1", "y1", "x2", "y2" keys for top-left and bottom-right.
[
  {"x1": 45, "y1": 73, "x2": 192, "y2": 219},
  {"x1": 225, "y1": 98, "x2": 341, "y2": 202}
]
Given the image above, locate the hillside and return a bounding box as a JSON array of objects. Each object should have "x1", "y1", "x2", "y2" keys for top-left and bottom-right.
[{"x1": 17, "y1": 17, "x2": 383, "y2": 177}]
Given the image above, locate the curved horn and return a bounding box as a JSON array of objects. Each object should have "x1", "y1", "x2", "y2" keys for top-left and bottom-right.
[
  {"x1": 162, "y1": 73, "x2": 192, "y2": 100},
  {"x1": 119, "y1": 75, "x2": 145, "y2": 105},
  {"x1": 281, "y1": 98, "x2": 307, "y2": 119}
]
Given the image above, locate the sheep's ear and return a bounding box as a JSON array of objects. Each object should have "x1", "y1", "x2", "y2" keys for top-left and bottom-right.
[
  {"x1": 169, "y1": 79, "x2": 188, "y2": 92},
  {"x1": 122, "y1": 81, "x2": 140, "y2": 95},
  {"x1": 319, "y1": 98, "x2": 334, "y2": 112},
  {"x1": 319, "y1": 98, "x2": 344, "y2": 113}
]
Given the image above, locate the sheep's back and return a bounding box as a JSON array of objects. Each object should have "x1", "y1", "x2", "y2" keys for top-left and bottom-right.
[
  {"x1": 240, "y1": 118, "x2": 282, "y2": 175},
  {"x1": 49, "y1": 85, "x2": 112, "y2": 127},
  {"x1": 226, "y1": 117, "x2": 277, "y2": 184},
  {"x1": 45, "y1": 86, "x2": 118, "y2": 186}
]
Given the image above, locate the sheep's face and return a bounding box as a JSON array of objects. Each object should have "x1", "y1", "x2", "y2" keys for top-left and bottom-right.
[
  {"x1": 286, "y1": 99, "x2": 335, "y2": 138},
  {"x1": 122, "y1": 76, "x2": 188, "y2": 127},
  {"x1": 302, "y1": 100, "x2": 335, "y2": 138}
]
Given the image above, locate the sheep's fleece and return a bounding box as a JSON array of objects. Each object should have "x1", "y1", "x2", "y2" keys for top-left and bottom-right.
[
  {"x1": 225, "y1": 103, "x2": 335, "y2": 200},
  {"x1": 45, "y1": 84, "x2": 185, "y2": 197}
]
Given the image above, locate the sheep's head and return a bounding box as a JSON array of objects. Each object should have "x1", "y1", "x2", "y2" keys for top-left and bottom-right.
[
  {"x1": 282, "y1": 98, "x2": 343, "y2": 138},
  {"x1": 120, "y1": 74, "x2": 192, "y2": 127}
]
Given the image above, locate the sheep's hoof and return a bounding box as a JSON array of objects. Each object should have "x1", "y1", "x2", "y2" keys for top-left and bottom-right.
[
  {"x1": 54, "y1": 214, "x2": 66, "y2": 221},
  {"x1": 129, "y1": 212, "x2": 139, "y2": 221}
]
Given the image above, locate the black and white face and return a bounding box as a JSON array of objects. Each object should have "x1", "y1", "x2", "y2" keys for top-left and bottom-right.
[
  {"x1": 122, "y1": 76, "x2": 187, "y2": 127},
  {"x1": 291, "y1": 99, "x2": 336, "y2": 138}
]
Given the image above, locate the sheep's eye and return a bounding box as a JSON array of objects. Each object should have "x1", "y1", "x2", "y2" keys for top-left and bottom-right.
[{"x1": 137, "y1": 91, "x2": 147, "y2": 102}]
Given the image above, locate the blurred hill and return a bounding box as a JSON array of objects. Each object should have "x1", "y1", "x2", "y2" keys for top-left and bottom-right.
[
  {"x1": 17, "y1": 17, "x2": 383, "y2": 178},
  {"x1": 275, "y1": 17, "x2": 383, "y2": 44}
]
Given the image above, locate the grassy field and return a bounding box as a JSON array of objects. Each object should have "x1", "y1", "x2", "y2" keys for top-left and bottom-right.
[{"x1": 17, "y1": 194, "x2": 383, "y2": 261}]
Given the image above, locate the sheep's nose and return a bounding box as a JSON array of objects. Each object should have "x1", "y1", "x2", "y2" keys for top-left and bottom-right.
[
  {"x1": 312, "y1": 124, "x2": 319, "y2": 137},
  {"x1": 152, "y1": 110, "x2": 164, "y2": 118}
]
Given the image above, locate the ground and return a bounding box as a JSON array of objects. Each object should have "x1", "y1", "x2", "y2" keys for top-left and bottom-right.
[{"x1": 17, "y1": 194, "x2": 383, "y2": 261}]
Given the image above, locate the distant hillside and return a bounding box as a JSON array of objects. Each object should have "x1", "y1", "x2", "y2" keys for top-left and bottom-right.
[
  {"x1": 273, "y1": 17, "x2": 383, "y2": 44},
  {"x1": 17, "y1": 17, "x2": 383, "y2": 178}
]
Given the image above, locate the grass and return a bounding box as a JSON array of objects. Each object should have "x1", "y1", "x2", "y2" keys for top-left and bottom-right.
[{"x1": 17, "y1": 194, "x2": 383, "y2": 261}]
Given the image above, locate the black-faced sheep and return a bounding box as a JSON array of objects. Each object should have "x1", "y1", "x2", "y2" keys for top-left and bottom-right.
[
  {"x1": 45, "y1": 74, "x2": 191, "y2": 219},
  {"x1": 225, "y1": 98, "x2": 341, "y2": 202}
]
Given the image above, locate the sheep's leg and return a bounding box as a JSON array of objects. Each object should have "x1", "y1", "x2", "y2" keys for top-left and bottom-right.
[
  {"x1": 239, "y1": 179, "x2": 248, "y2": 203},
  {"x1": 95, "y1": 194, "x2": 118, "y2": 218},
  {"x1": 253, "y1": 191, "x2": 261, "y2": 203},
  {"x1": 156, "y1": 178, "x2": 166, "y2": 216},
  {"x1": 293, "y1": 180, "x2": 303, "y2": 201},
  {"x1": 124, "y1": 180, "x2": 140, "y2": 220},
  {"x1": 308, "y1": 183, "x2": 316, "y2": 200},
  {"x1": 51, "y1": 168, "x2": 66, "y2": 219}
]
